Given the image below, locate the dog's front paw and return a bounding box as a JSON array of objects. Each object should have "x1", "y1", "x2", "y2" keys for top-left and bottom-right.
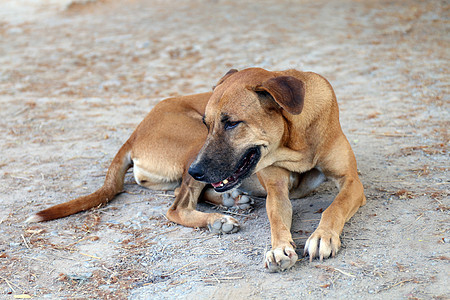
[
  {"x1": 264, "y1": 246, "x2": 298, "y2": 272},
  {"x1": 208, "y1": 215, "x2": 240, "y2": 234},
  {"x1": 304, "y1": 227, "x2": 341, "y2": 261}
]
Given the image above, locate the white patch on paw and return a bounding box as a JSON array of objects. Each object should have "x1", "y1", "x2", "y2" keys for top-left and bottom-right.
[
  {"x1": 264, "y1": 246, "x2": 298, "y2": 272},
  {"x1": 304, "y1": 227, "x2": 341, "y2": 261}
]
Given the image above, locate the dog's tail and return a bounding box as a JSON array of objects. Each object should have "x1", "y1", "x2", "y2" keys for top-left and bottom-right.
[{"x1": 26, "y1": 139, "x2": 133, "y2": 223}]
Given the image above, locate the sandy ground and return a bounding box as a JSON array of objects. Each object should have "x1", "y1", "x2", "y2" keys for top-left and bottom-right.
[{"x1": 0, "y1": 0, "x2": 448, "y2": 299}]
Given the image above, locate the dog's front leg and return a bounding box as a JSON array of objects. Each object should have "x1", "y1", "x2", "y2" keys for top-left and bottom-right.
[
  {"x1": 304, "y1": 143, "x2": 366, "y2": 261},
  {"x1": 166, "y1": 173, "x2": 240, "y2": 234},
  {"x1": 257, "y1": 166, "x2": 298, "y2": 272}
]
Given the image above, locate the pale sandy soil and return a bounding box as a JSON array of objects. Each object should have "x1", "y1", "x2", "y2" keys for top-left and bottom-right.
[{"x1": 0, "y1": 0, "x2": 448, "y2": 299}]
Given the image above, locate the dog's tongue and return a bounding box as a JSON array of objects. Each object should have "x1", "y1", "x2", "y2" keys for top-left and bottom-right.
[{"x1": 211, "y1": 181, "x2": 222, "y2": 188}]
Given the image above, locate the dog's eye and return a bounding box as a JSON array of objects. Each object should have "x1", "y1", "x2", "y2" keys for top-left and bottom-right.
[{"x1": 224, "y1": 121, "x2": 241, "y2": 130}]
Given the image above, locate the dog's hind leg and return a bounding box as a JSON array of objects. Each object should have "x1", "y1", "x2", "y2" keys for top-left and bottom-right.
[{"x1": 166, "y1": 173, "x2": 240, "y2": 234}]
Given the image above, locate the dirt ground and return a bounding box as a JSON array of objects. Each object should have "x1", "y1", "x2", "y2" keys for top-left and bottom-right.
[{"x1": 0, "y1": 0, "x2": 448, "y2": 299}]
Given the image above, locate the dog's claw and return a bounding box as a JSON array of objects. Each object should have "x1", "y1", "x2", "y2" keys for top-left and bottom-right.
[
  {"x1": 304, "y1": 227, "x2": 341, "y2": 261},
  {"x1": 264, "y1": 246, "x2": 298, "y2": 273},
  {"x1": 208, "y1": 216, "x2": 240, "y2": 234}
]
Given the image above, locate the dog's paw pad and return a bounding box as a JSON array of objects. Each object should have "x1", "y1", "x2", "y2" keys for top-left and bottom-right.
[
  {"x1": 264, "y1": 247, "x2": 298, "y2": 273},
  {"x1": 208, "y1": 216, "x2": 240, "y2": 234},
  {"x1": 222, "y1": 191, "x2": 254, "y2": 210}
]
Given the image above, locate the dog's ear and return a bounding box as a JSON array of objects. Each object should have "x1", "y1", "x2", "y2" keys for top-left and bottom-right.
[
  {"x1": 213, "y1": 69, "x2": 238, "y2": 90},
  {"x1": 254, "y1": 76, "x2": 305, "y2": 115}
]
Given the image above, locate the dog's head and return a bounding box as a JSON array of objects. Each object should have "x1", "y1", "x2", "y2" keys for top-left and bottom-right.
[{"x1": 188, "y1": 68, "x2": 305, "y2": 192}]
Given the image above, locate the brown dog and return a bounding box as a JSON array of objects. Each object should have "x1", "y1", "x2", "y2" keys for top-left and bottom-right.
[{"x1": 27, "y1": 68, "x2": 366, "y2": 272}]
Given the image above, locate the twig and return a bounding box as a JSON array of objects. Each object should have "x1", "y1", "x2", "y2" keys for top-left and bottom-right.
[
  {"x1": 150, "y1": 228, "x2": 179, "y2": 239},
  {"x1": 379, "y1": 133, "x2": 414, "y2": 137},
  {"x1": 162, "y1": 261, "x2": 195, "y2": 277},
  {"x1": 67, "y1": 156, "x2": 100, "y2": 161},
  {"x1": 0, "y1": 275, "x2": 22, "y2": 293},
  {"x1": 21, "y1": 235, "x2": 30, "y2": 249},
  {"x1": 212, "y1": 273, "x2": 221, "y2": 283},
  {"x1": 372, "y1": 179, "x2": 405, "y2": 183},
  {"x1": 23, "y1": 256, "x2": 47, "y2": 263},
  {"x1": 352, "y1": 132, "x2": 414, "y2": 137},
  {"x1": 301, "y1": 219, "x2": 321, "y2": 222},
  {"x1": 222, "y1": 210, "x2": 256, "y2": 218},
  {"x1": 102, "y1": 265, "x2": 113, "y2": 273},
  {"x1": 14, "y1": 106, "x2": 30, "y2": 116},
  {"x1": 191, "y1": 248, "x2": 223, "y2": 255},
  {"x1": 66, "y1": 236, "x2": 93, "y2": 247},
  {"x1": 0, "y1": 277, "x2": 15, "y2": 293},
  {"x1": 334, "y1": 268, "x2": 356, "y2": 278},
  {"x1": 160, "y1": 213, "x2": 169, "y2": 221},
  {"x1": 342, "y1": 237, "x2": 370, "y2": 241},
  {"x1": 155, "y1": 194, "x2": 175, "y2": 198},
  {"x1": 378, "y1": 279, "x2": 415, "y2": 292},
  {"x1": 200, "y1": 276, "x2": 244, "y2": 282},
  {"x1": 79, "y1": 252, "x2": 101, "y2": 260},
  {"x1": 316, "y1": 265, "x2": 355, "y2": 277},
  {"x1": 10, "y1": 175, "x2": 32, "y2": 181}
]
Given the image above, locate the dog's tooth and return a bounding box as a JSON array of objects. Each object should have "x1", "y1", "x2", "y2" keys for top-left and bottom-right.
[{"x1": 223, "y1": 179, "x2": 229, "y2": 184}]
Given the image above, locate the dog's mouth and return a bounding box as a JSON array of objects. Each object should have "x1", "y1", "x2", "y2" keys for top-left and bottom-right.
[{"x1": 211, "y1": 147, "x2": 261, "y2": 193}]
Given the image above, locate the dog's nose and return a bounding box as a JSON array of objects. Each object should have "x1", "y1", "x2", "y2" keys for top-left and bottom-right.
[{"x1": 188, "y1": 164, "x2": 206, "y2": 181}]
